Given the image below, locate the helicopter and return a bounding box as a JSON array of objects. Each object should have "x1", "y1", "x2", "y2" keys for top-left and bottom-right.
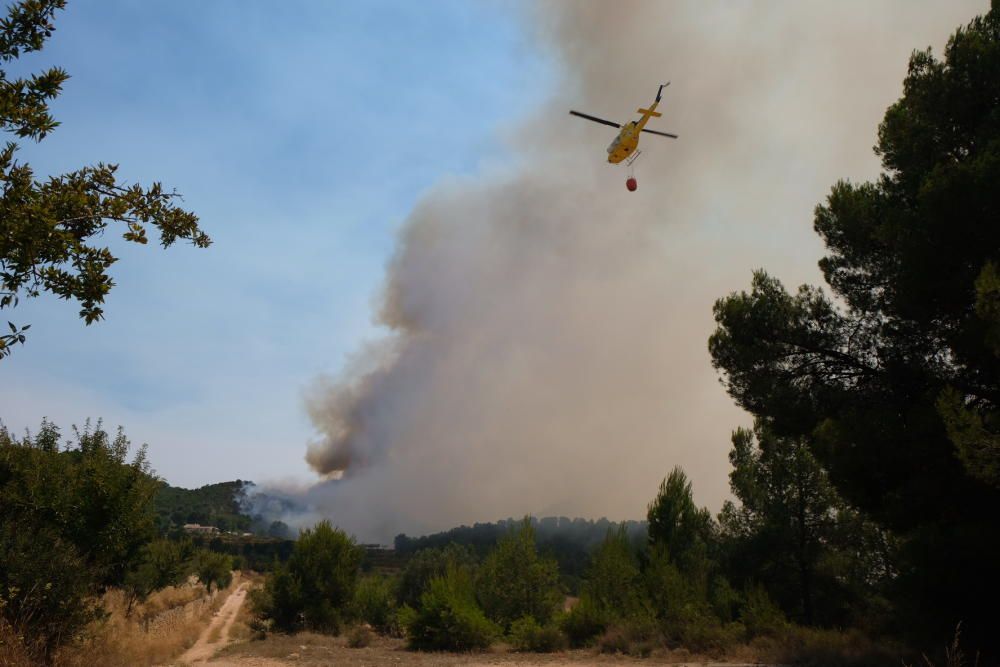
[{"x1": 569, "y1": 83, "x2": 678, "y2": 191}]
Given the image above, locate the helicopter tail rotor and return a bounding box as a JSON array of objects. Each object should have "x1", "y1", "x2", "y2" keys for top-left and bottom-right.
[{"x1": 655, "y1": 82, "x2": 670, "y2": 102}]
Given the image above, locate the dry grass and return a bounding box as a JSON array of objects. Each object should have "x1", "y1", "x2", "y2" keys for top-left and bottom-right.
[
  {"x1": 51, "y1": 572, "x2": 241, "y2": 667},
  {"x1": 0, "y1": 619, "x2": 34, "y2": 667},
  {"x1": 743, "y1": 625, "x2": 899, "y2": 667},
  {"x1": 218, "y1": 632, "x2": 763, "y2": 666},
  {"x1": 219, "y1": 631, "x2": 345, "y2": 663}
]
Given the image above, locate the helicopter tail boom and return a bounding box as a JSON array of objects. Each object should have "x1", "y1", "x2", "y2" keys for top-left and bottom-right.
[{"x1": 637, "y1": 107, "x2": 662, "y2": 117}]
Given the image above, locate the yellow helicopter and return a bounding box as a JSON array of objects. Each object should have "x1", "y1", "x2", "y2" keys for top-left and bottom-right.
[{"x1": 569, "y1": 83, "x2": 677, "y2": 190}]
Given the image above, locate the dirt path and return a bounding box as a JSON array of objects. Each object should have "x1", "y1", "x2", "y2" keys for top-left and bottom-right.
[{"x1": 178, "y1": 582, "x2": 249, "y2": 664}]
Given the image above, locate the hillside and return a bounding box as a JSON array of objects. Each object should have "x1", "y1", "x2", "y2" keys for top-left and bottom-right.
[{"x1": 154, "y1": 480, "x2": 253, "y2": 532}]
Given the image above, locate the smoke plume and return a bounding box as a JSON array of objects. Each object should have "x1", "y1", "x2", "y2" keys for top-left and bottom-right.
[{"x1": 289, "y1": 1, "x2": 983, "y2": 542}]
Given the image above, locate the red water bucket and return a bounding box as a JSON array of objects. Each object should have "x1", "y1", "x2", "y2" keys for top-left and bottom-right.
[{"x1": 626, "y1": 177, "x2": 638, "y2": 192}]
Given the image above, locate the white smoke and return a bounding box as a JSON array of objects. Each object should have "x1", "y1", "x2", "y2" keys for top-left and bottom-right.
[{"x1": 257, "y1": 1, "x2": 986, "y2": 542}]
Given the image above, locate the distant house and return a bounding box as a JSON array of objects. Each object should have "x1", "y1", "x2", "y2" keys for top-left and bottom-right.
[{"x1": 182, "y1": 523, "x2": 219, "y2": 535}]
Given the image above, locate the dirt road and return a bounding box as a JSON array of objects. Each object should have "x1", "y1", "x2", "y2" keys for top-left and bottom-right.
[{"x1": 177, "y1": 582, "x2": 249, "y2": 664}]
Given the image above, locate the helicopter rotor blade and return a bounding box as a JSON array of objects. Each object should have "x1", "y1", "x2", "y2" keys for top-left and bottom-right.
[
  {"x1": 569, "y1": 110, "x2": 621, "y2": 128},
  {"x1": 641, "y1": 128, "x2": 679, "y2": 139}
]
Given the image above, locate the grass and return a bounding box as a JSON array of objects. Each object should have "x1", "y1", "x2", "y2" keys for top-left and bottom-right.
[
  {"x1": 744, "y1": 625, "x2": 901, "y2": 667},
  {"x1": 50, "y1": 572, "x2": 241, "y2": 667},
  {"x1": 0, "y1": 619, "x2": 34, "y2": 667},
  {"x1": 348, "y1": 624, "x2": 374, "y2": 648},
  {"x1": 218, "y1": 631, "x2": 344, "y2": 663}
]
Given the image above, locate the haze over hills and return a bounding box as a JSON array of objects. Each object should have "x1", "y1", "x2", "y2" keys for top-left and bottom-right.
[
  {"x1": 158, "y1": 478, "x2": 648, "y2": 551},
  {"x1": 154, "y1": 479, "x2": 296, "y2": 538}
]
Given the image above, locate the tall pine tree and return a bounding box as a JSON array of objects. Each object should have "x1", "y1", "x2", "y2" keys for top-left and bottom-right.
[{"x1": 710, "y1": 4, "x2": 1000, "y2": 650}]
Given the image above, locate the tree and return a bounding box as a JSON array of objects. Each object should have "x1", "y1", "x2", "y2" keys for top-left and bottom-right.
[
  {"x1": 0, "y1": 0, "x2": 209, "y2": 359},
  {"x1": 709, "y1": 4, "x2": 1000, "y2": 648},
  {"x1": 195, "y1": 549, "x2": 233, "y2": 594},
  {"x1": 646, "y1": 467, "x2": 714, "y2": 577},
  {"x1": 123, "y1": 538, "x2": 194, "y2": 615},
  {"x1": 718, "y1": 421, "x2": 891, "y2": 626},
  {"x1": 401, "y1": 566, "x2": 497, "y2": 651},
  {"x1": 254, "y1": 520, "x2": 361, "y2": 634},
  {"x1": 562, "y1": 526, "x2": 650, "y2": 646},
  {"x1": 721, "y1": 424, "x2": 834, "y2": 624},
  {"x1": 475, "y1": 518, "x2": 561, "y2": 631},
  {"x1": 0, "y1": 419, "x2": 159, "y2": 660}
]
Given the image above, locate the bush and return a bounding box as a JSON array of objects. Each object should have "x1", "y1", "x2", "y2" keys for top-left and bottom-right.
[
  {"x1": 562, "y1": 527, "x2": 650, "y2": 647},
  {"x1": 708, "y1": 575, "x2": 740, "y2": 622},
  {"x1": 584, "y1": 527, "x2": 649, "y2": 620},
  {"x1": 561, "y1": 595, "x2": 606, "y2": 647},
  {"x1": 762, "y1": 625, "x2": 898, "y2": 667},
  {"x1": 352, "y1": 575, "x2": 398, "y2": 635},
  {"x1": 597, "y1": 616, "x2": 658, "y2": 657},
  {"x1": 674, "y1": 612, "x2": 743, "y2": 654},
  {"x1": 403, "y1": 566, "x2": 497, "y2": 651},
  {"x1": 0, "y1": 420, "x2": 159, "y2": 661},
  {"x1": 347, "y1": 624, "x2": 373, "y2": 648},
  {"x1": 509, "y1": 615, "x2": 567, "y2": 652},
  {"x1": 741, "y1": 583, "x2": 788, "y2": 639},
  {"x1": 396, "y1": 543, "x2": 477, "y2": 609},
  {"x1": 598, "y1": 625, "x2": 631, "y2": 655},
  {"x1": 0, "y1": 618, "x2": 33, "y2": 667},
  {"x1": 251, "y1": 565, "x2": 301, "y2": 633}
]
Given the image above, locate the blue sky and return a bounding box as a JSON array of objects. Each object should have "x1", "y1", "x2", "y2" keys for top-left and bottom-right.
[{"x1": 2, "y1": 0, "x2": 554, "y2": 486}]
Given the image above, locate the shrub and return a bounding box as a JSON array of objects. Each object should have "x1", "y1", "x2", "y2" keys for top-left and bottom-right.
[
  {"x1": 396, "y1": 543, "x2": 477, "y2": 609},
  {"x1": 0, "y1": 616, "x2": 35, "y2": 667},
  {"x1": 584, "y1": 527, "x2": 649, "y2": 620},
  {"x1": 643, "y1": 544, "x2": 733, "y2": 650},
  {"x1": 403, "y1": 566, "x2": 497, "y2": 651},
  {"x1": 741, "y1": 583, "x2": 787, "y2": 639},
  {"x1": 708, "y1": 575, "x2": 740, "y2": 622},
  {"x1": 352, "y1": 575, "x2": 398, "y2": 635},
  {"x1": 597, "y1": 618, "x2": 657, "y2": 657},
  {"x1": 674, "y1": 611, "x2": 743, "y2": 654},
  {"x1": 347, "y1": 625, "x2": 373, "y2": 648},
  {"x1": 509, "y1": 615, "x2": 567, "y2": 652},
  {"x1": 598, "y1": 625, "x2": 631, "y2": 655},
  {"x1": 0, "y1": 420, "x2": 158, "y2": 661},
  {"x1": 561, "y1": 595, "x2": 606, "y2": 647},
  {"x1": 563, "y1": 527, "x2": 651, "y2": 647},
  {"x1": 251, "y1": 565, "x2": 302, "y2": 633},
  {"x1": 764, "y1": 625, "x2": 898, "y2": 667}
]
